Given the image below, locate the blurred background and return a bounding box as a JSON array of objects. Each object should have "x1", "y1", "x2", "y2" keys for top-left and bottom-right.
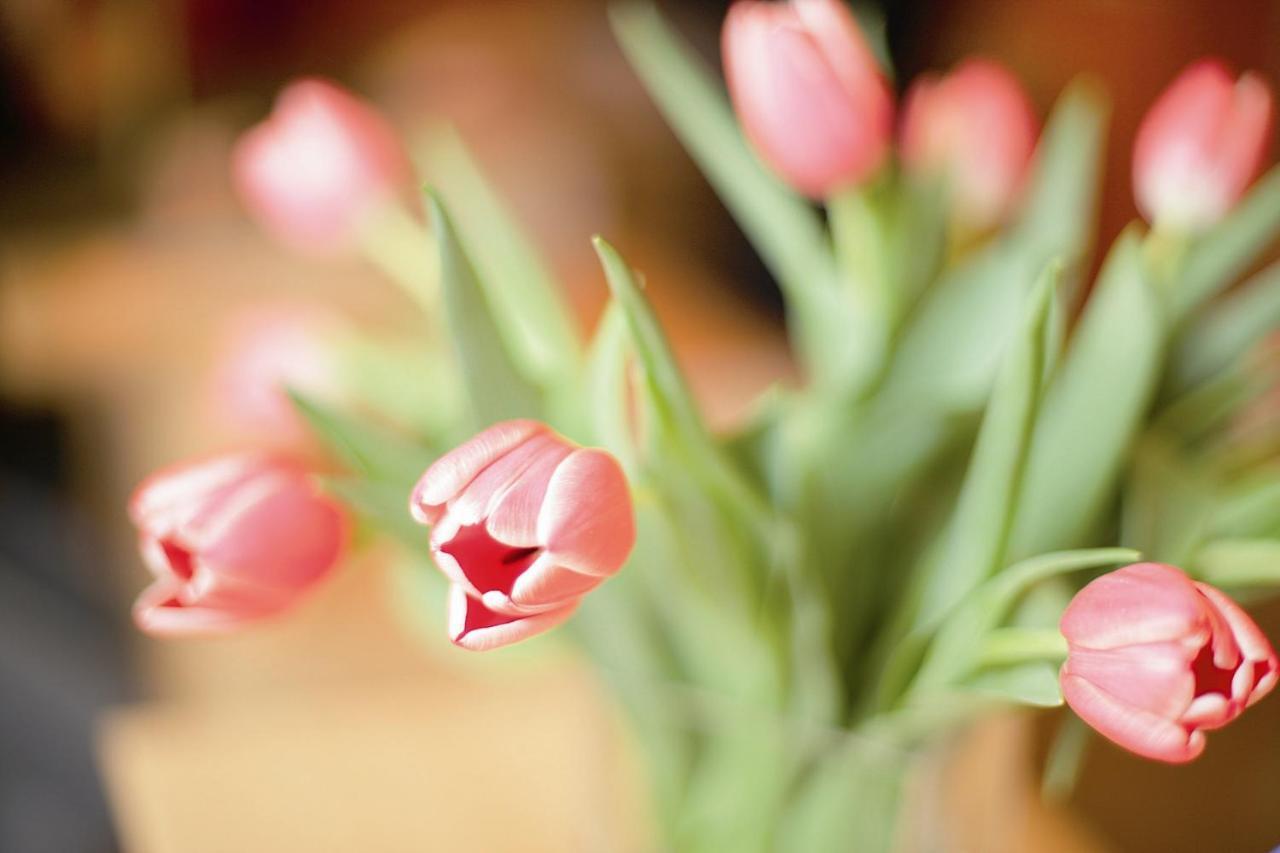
[{"x1": 0, "y1": 0, "x2": 1278, "y2": 850}]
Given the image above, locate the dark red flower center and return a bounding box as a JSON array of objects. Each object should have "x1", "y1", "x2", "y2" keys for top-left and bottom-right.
[
  {"x1": 440, "y1": 523, "x2": 541, "y2": 597},
  {"x1": 160, "y1": 539, "x2": 196, "y2": 582},
  {"x1": 1191, "y1": 641, "x2": 1237, "y2": 698},
  {"x1": 461, "y1": 596, "x2": 521, "y2": 635}
]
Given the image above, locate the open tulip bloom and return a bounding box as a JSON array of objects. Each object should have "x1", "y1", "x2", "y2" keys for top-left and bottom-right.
[{"x1": 125, "y1": 2, "x2": 1280, "y2": 849}]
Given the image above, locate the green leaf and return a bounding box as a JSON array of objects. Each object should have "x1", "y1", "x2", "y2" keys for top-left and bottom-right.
[
  {"x1": 914, "y1": 264, "x2": 1059, "y2": 627},
  {"x1": 1171, "y1": 165, "x2": 1280, "y2": 323},
  {"x1": 428, "y1": 191, "x2": 542, "y2": 426},
  {"x1": 592, "y1": 237, "x2": 774, "y2": 557},
  {"x1": 907, "y1": 548, "x2": 1138, "y2": 698},
  {"x1": 1210, "y1": 474, "x2": 1280, "y2": 539},
  {"x1": 1012, "y1": 78, "x2": 1110, "y2": 261},
  {"x1": 289, "y1": 390, "x2": 435, "y2": 488},
  {"x1": 966, "y1": 662, "x2": 1063, "y2": 707},
  {"x1": 592, "y1": 236, "x2": 704, "y2": 444},
  {"x1": 1167, "y1": 261, "x2": 1280, "y2": 392},
  {"x1": 332, "y1": 332, "x2": 459, "y2": 445},
  {"x1": 321, "y1": 475, "x2": 425, "y2": 550},
  {"x1": 582, "y1": 301, "x2": 637, "y2": 469},
  {"x1": 1008, "y1": 229, "x2": 1165, "y2": 558},
  {"x1": 1121, "y1": 435, "x2": 1215, "y2": 564},
  {"x1": 608, "y1": 2, "x2": 843, "y2": 380},
  {"x1": 418, "y1": 126, "x2": 581, "y2": 387},
  {"x1": 1191, "y1": 538, "x2": 1280, "y2": 589},
  {"x1": 1042, "y1": 713, "x2": 1091, "y2": 802},
  {"x1": 880, "y1": 79, "x2": 1106, "y2": 414}
]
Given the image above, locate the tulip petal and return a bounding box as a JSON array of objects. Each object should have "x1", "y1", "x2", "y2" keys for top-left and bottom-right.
[
  {"x1": 447, "y1": 585, "x2": 578, "y2": 651},
  {"x1": 132, "y1": 580, "x2": 276, "y2": 636},
  {"x1": 484, "y1": 441, "x2": 573, "y2": 547},
  {"x1": 447, "y1": 433, "x2": 558, "y2": 527},
  {"x1": 129, "y1": 452, "x2": 264, "y2": 535},
  {"x1": 410, "y1": 419, "x2": 542, "y2": 523},
  {"x1": 1060, "y1": 563, "x2": 1208, "y2": 650},
  {"x1": 1061, "y1": 642, "x2": 1196, "y2": 719},
  {"x1": 537, "y1": 449, "x2": 636, "y2": 577},
  {"x1": 1060, "y1": 673, "x2": 1205, "y2": 763},
  {"x1": 506, "y1": 552, "x2": 604, "y2": 611},
  {"x1": 199, "y1": 470, "x2": 347, "y2": 594},
  {"x1": 1195, "y1": 582, "x2": 1280, "y2": 706}
]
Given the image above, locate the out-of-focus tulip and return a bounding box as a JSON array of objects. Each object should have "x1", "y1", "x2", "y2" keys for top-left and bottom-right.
[
  {"x1": 901, "y1": 59, "x2": 1037, "y2": 230},
  {"x1": 1060, "y1": 562, "x2": 1278, "y2": 763},
  {"x1": 130, "y1": 452, "x2": 348, "y2": 635},
  {"x1": 722, "y1": 0, "x2": 893, "y2": 198},
  {"x1": 232, "y1": 78, "x2": 415, "y2": 253},
  {"x1": 410, "y1": 420, "x2": 635, "y2": 651},
  {"x1": 1134, "y1": 60, "x2": 1273, "y2": 233},
  {"x1": 210, "y1": 306, "x2": 342, "y2": 444}
]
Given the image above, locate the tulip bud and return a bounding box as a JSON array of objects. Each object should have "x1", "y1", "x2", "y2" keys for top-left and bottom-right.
[
  {"x1": 232, "y1": 78, "x2": 415, "y2": 253},
  {"x1": 129, "y1": 452, "x2": 348, "y2": 635},
  {"x1": 410, "y1": 420, "x2": 635, "y2": 651},
  {"x1": 901, "y1": 59, "x2": 1037, "y2": 230},
  {"x1": 1060, "y1": 562, "x2": 1278, "y2": 763},
  {"x1": 722, "y1": 0, "x2": 893, "y2": 198},
  {"x1": 1134, "y1": 60, "x2": 1273, "y2": 233},
  {"x1": 210, "y1": 305, "x2": 342, "y2": 444}
]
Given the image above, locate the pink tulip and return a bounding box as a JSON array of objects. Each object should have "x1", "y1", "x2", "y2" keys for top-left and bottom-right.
[
  {"x1": 210, "y1": 305, "x2": 342, "y2": 444},
  {"x1": 722, "y1": 0, "x2": 894, "y2": 198},
  {"x1": 1134, "y1": 60, "x2": 1273, "y2": 233},
  {"x1": 1060, "y1": 562, "x2": 1278, "y2": 763},
  {"x1": 232, "y1": 78, "x2": 415, "y2": 253},
  {"x1": 901, "y1": 59, "x2": 1037, "y2": 229},
  {"x1": 129, "y1": 452, "x2": 348, "y2": 635},
  {"x1": 410, "y1": 420, "x2": 635, "y2": 651}
]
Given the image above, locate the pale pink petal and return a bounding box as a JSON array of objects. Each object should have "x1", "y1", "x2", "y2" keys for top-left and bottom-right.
[
  {"x1": 901, "y1": 59, "x2": 1037, "y2": 228},
  {"x1": 537, "y1": 449, "x2": 636, "y2": 577},
  {"x1": 483, "y1": 441, "x2": 574, "y2": 547},
  {"x1": 1060, "y1": 673, "x2": 1205, "y2": 763},
  {"x1": 1061, "y1": 643, "x2": 1196, "y2": 720},
  {"x1": 198, "y1": 468, "x2": 347, "y2": 593},
  {"x1": 1182, "y1": 693, "x2": 1233, "y2": 728},
  {"x1": 447, "y1": 433, "x2": 561, "y2": 527},
  {"x1": 132, "y1": 579, "x2": 277, "y2": 637},
  {"x1": 722, "y1": 0, "x2": 890, "y2": 197},
  {"x1": 447, "y1": 585, "x2": 578, "y2": 651},
  {"x1": 232, "y1": 78, "x2": 414, "y2": 253},
  {"x1": 1060, "y1": 563, "x2": 1208, "y2": 651},
  {"x1": 1134, "y1": 60, "x2": 1273, "y2": 231},
  {"x1": 410, "y1": 420, "x2": 544, "y2": 523},
  {"x1": 506, "y1": 552, "x2": 605, "y2": 611},
  {"x1": 129, "y1": 452, "x2": 265, "y2": 535},
  {"x1": 792, "y1": 0, "x2": 882, "y2": 98}
]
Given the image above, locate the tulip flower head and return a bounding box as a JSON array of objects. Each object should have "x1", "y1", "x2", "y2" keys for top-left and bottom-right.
[
  {"x1": 901, "y1": 59, "x2": 1038, "y2": 230},
  {"x1": 130, "y1": 452, "x2": 348, "y2": 635},
  {"x1": 210, "y1": 305, "x2": 342, "y2": 444},
  {"x1": 1134, "y1": 60, "x2": 1273, "y2": 233},
  {"x1": 722, "y1": 0, "x2": 894, "y2": 198},
  {"x1": 410, "y1": 420, "x2": 635, "y2": 651},
  {"x1": 233, "y1": 78, "x2": 415, "y2": 253},
  {"x1": 1060, "y1": 562, "x2": 1278, "y2": 763}
]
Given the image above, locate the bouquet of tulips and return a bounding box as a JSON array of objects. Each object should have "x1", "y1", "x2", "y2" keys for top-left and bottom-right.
[{"x1": 126, "y1": 1, "x2": 1280, "y2": 849}]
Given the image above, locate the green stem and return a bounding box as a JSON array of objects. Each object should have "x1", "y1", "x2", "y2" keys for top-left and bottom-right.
[
  {"x1": 826, "y1": 188, "x2": 892, "y2": 393},
  {"x1": 976, "y1": 627, "x2": 1068, "y2": 668}
]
